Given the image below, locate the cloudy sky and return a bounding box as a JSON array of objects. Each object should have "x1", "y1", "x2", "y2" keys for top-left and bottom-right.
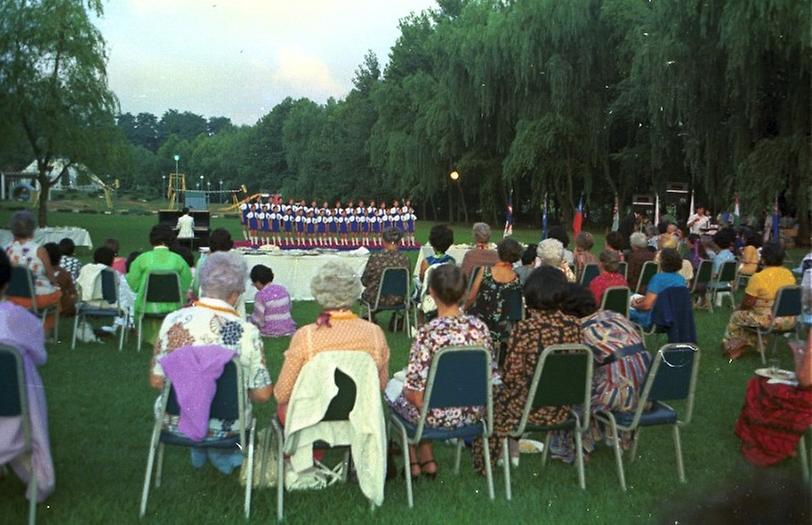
[{"x1": 94, "y1": 0, "x2": 436, "y2": 125}]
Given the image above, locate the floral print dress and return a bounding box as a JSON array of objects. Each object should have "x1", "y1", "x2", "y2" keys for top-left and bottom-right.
[
  {"x1": 468, "y1": 267, "x2": 522, "y2": 361},
  {"x1": 389, "y1": 314, "x2": 496, "y2": 428},
  {"x1": 472, "y1": 308, "x2": 580, "y2": 474}
]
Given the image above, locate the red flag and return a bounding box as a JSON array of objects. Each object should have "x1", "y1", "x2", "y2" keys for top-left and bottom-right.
[{"x1": 572, "y1": 195, "x2": 584, "y2": 235}]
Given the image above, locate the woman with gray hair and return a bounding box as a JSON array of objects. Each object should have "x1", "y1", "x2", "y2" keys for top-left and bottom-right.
[
  {"x1": 537, "y1": 238, "x2": 576, "y2": 282},
  {"x1": 460, "y1": 222, "x2": 499, "y2": 279},
  {"x1": 361, "y1": 228, "x2": 410, "y2": 326},
  {"x1": 275, "y1": 260, "x2": 390, "y2": 413},
  {"x1": 149, "y1": 251, "x2": 273, "y2": 473},
  {"x1": 4, "y1": 211, "x2": 61, "y2": 329}
]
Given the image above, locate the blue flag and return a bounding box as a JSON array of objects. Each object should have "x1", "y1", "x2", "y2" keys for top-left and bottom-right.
[
  {"x1": 772, "y1": 195, "x2": 780, "y2": 241},
  {"x1": 541, "y1": 193, "x2": 548, "y2": 241}
]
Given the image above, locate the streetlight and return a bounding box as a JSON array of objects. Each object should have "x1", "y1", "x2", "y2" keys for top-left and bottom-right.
[
  {"x1": 219, "y1": 180, "x2": 223, "y2": 204},
  {"x1": 173, "y1": 154, "x2": 180, "y2": 176},
  {"x1": 161, "y1": 175, "x2": 166, "y2": 199},
  {"x1": 198, "y1": 175, "x2": 203, "y2": 190},
  {"x1": 449, "y1": 170, "x2": 460, "y2": 181}
]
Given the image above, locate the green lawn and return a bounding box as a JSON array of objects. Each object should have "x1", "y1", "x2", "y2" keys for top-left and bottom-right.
[{"x1": 0, "y1": 210, "x2": 806, "y2": 524}]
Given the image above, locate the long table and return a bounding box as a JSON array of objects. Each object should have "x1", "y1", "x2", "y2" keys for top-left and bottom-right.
[
  {"x1": 239, "y1": 251, "x2": 370, "y2": 302},
  {"x1": 0, "y1": 226, "x2": 93, "y2": 248}
]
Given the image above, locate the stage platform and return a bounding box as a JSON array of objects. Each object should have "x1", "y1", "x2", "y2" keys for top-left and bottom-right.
[{"x1": 232, "y1": 240, "x2": 421, "y2": 252}]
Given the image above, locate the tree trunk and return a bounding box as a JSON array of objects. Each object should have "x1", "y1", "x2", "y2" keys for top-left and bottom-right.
[
  {"x1": 37, "y1": 172, "x2": 49, "y2": 226},
  {"x1": 457, "y1": 181, "x2": 468, "y2": 225},
  {"x1": 447, "y1": 185, "x2": 453, "y2": 223}
]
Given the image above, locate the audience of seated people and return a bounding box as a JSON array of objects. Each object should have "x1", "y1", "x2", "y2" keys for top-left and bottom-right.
[
  {"x1": 249, "y1": 264, "x2": 296, "y2": 337},
  {"x1": 460, "y1": 222, "x2": 498, "y2": 279},
  {"x1": 589, "y1": 249, "x2": 628, "y2": 305},
  {"x1": 629, "y1": 248, "x2": 687, "y2": 328}
]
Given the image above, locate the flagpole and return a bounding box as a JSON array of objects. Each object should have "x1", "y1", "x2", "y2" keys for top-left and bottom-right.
[{"x1": 654, "y1": 192, "x2": 660, "y2": 227}]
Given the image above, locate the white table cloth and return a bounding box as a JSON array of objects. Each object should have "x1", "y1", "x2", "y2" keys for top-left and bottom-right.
[
  {"x1": 0, "y1": 227, "x2": 93, "y2": 248},
  {"x1": 239, "y1": 251, "x2": 370, "y2": 302}
]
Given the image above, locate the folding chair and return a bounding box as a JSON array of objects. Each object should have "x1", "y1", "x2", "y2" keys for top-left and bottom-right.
[
  {"x1": 466, "y1": 266, "x2": 483, "y2": 298},
  {"x1": 580, "y1": 263, "x2": 600, "y2": 288},
  {"x1": 618, "y1": 261, "x2": 628, "y2": 281},
  {"x1": 689, "y1": 260, "x2": 713, "y2": 311},
  {"x1": 745, "y1": 285, "x2": 802, "y2": 365},
  {"x1": 139, "y1": 357, "x2": 255, "y2": 519},
  {"x1": 709, "y1": 260, "x2": 739, "y2": 309},
  {"x1": 601, "y1": 286, "x2": 630, "y2": 317},
  {"x1": 136, "y1": 271, "x2": 182, "y2": 350},
  {"x1": 0, "y1": 344, "x2": 37, "y2": 525},
  {"x1": 635, "y1": 261, "x2": 659, "y2": 294},
  {"x1": 596, "y1": 343, "x2": 700, "y2": 491},
  {"x1": 497, "y1": 287, "x2": 525, "y2": 365},
  {"x1": 637, "y1": 286, "x2": 695, "y2": 346},
  {"x1": 389, "y1": 346, "x2": 494, "y2": 508},
  {"x1": 269, "y1": 360, "x2": 364, "y2": 522},
  {"x1": 7, "y1": 266, "x2": 59, "y2": 342},
  {"x1": 72, "y1": 269, "x2": 129, "y2": 351},
  {"x1": 502, "y1": 344, "x2": 593, "y2": 500},
  {"x1": 362, "y1": 267, "x2": 410, "y2": 335}
]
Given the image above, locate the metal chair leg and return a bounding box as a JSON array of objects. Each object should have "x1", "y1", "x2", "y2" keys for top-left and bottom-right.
[
  {"x1": 482, "y1": 431, "x2": 495, "y2": 501},
  {"x1": 139, "y1": 428, "x2": 160, "y2": 518},
  {"x1": 610, "y1": 422, "x2": 627, "y2": 491},
  {"x1": 673, "y1": 425, "x2": 686, "y2": 483},
  {"x1": 398, "y1": 425, "x2": 413, "y2": 508},
  {"x1": 630, "y1": 429, "x2": 641, "y2": 462},
  {"x1": 71, "y1": 313, "x2": 80, "y2": 350},
  {"x1": 118, "y1": 316, "x2": 126, "y2": 352},
  {"x1": 275, "y1": 423, "x2": 284, "y2": 522},
  {"x1": 575, "y1": 429, "x2": 585, "y2": 490},
  {"x1": 454, "y1": 439, "x2": 463, "y2": 474},
  {"x1": 799, "y1": 435, "x2": 809, "y2": 483},
  {"x1": 502, "y1": 437, "x2": 512, "y2": 501},
  {"x1": 757, "y1": 329, "x2": 766, "y2": 364},
  {"x1": 155, "y1": 443, "x2": 165, "y2": 488},
  {"x1": 541, "y1": 433, "x2": 552, "y2": 468},
  {"x1": 27, "y1": 469, "x2": 36, "y2": 525},
  {"x1": 137, "y1": 316, "x2": 143, "y2": 351},
  {"x1": 245, "y1": 420, "x2": 255, "y2": 520}
]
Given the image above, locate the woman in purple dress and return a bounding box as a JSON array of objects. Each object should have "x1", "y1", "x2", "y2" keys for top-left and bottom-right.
[{"x1": 250, "y1": 264, "x2": 296, "y2": 337}]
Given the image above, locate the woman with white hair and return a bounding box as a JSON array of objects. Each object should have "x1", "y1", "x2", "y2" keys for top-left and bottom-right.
[
  {"x1": 275, "y1": 261, "x2": 390, "y2": 414},
  {"x1": 537, "y1": 238, "x2": 576, "y2": 282},
  {"x1": 149, "y1": 251, "x2": 273, "y2": 474}
]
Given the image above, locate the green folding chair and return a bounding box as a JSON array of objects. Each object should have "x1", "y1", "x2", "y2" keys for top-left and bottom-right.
[
  {"x1": 502, "y1": 344, "x2": 593, "y2": 500},
  {"x1": 139, "y1": 355, "x2": 255, "y2": 519},
  {"x1": 72, "y1": 269, "x2": 129, "y2": 351},
  {"x1": 580, "y1": 263, "x2": 600, "y2": 288},
  {"x1": 362, "y1": 266, "x2": 410, "y2": 335},
  {"x1": 635, "y1": 261, "x2": 659, "y2": 294},
  {"x1": 709, "y1": 260, "x2": 738, "y2": 309},
  {"x1": 389, "y1": 346, "x2": 494, "y2": 508},
  {"x1": 136, "y1": 271, "x2": 182, "y2": 350},
  {"x1": 601, "y1": 286, "x2": 630, "y2": 317},
  {"x1": 595, "y1": 343, "x2": 700, "y2": 491},
  {"x1": 745, "y1": 285, "x2": 802, "y2": 365},
  {"x1": 618, "y1": 261, "x2": 628, "y2": 281},
  {"x1": 0, "y1": 344, "x2": 37, "y2": 525},
  {"x1": 690, "y1": 260, "x2": 713, "y2": 311},
  {"x1": 7, "y1": 266, "x2": 59, "y2": 342}
]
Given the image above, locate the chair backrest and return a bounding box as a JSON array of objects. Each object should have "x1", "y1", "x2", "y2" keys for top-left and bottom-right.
[
  {"x1": 0, "y1": 344, "x2": 31, "y2": 449},
  {"x1": 773, "y1": 285, "x2": 802, "y2": 318},
  {"x1": 466, "y1": 266, "x2": 483, "y2": 296},
  {"x1": 580, "y1": 263, "x2": 600, "y2": 288},
  {"x1": 376, "y1": 267, "x2": 409, "y2": 307},
  {"x1": 692, "y1": 259, "x2": 713, "y2": 290},
  {"x1": 145, "y1": 271, "x2": 182, "y2": 304},
  {"x1": 100, "y1": 269, "x2": 119, "y2": 305},
  {"x1": 716, "y1": 260, "x2": 738, "y2": 283},
  {"x1": 618, "y1": 261, "x2": 628, "y2": 280},
  {"x1": 601, "y1": 286, "x2": 630, "y2": 317},
  {"x1": 418, "y1": 346, "x2": 492, "y2": 436},
  {"x1": 322, "y1": 368, "x2": 358, "y2": 422},
  {"x1": 7, "y1": 266, "x2": 35, "y2": 301},
  {"x1": 635, "y1": 343, "x2": 700, "y2": 426},
  {"x1": 166, "y1": 359, "x2": 242, "y2": 422},
  {"x1": 519, "y1": 344, "x2": 593, "y2": 433},
  {"x1": 636, "y1": 261, "x2": 659, "y2": 294},
  {"x1": 501, "y1": 286, "x2": 524, "y2": 322}
]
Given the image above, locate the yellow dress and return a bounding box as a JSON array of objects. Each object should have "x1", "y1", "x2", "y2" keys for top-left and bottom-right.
[{"x1": 739, "y1": 245, "x2": 759, "y2": 275}]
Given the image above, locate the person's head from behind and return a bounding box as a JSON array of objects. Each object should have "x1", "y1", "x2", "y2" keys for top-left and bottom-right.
[
  {"x1": 209, "y1": 228, "x2": 234, "y2": 253},
  {"x1": 59, "y1": 238, "x2": 75, "y2": 257},
  {"x1": 9, "y1": 210, "x2": 36, "y2": 240},
  {"x1": 657, "y1": 222, "x2": 668, "y2": 235},
  {"x1": 524, "y1": 266, "x2": 568, "y2": 311},
  {"x1": 382, "y1": 227, "x2": 402, "y2": 248},
  {"x1": 659, "y1": 248, "x2": 682, "y2": 273},
  {"x1": 537, "y1": 238, "x2": 565, "y2": 267},
  {"x1": 0, "y1": 250, "x2": 11, "y2": 294},
  {"x1": 630, "y1": 232, "x2": 648, "y2": 251},
  {"x1": 761, "y1": 241, "x2": 785, "y2": 267},
  {"x1": 548, "y1": 225, "x2": 569, "y2": 249},
  {"x1": 667, "y1": 223, "x2": 679, "y2": 236},
  {"x1": 645, "y1": 224, "x2": 657, "y2": 238},
  {"x1": 182, "y1": 207, "x2": 190, "y2": 215},
  {"x1": 199, "y1": 251, "x2": 247, "y2": 305},
  {"x1": 744, "y1": 228, "x2": 761, "y2": 248},
  {"x1": 472, "y1": 222, "x2": 491, "y2": 245},
  {"x1": 713, "y1": 228, "x2": 735, "y2": 250},
  {"x1": 497, "y1": 238, "x2": 523, "y2": 264},
  {"x1": 599, "y1": 249, "x2": 620, "y2": 274},
  {"x1": 575, "y1": 232, "x2": 594, "y2": 253},
  {"x1": 149, "y1": 224, "x2": 176, "y2": 247},
  {"x1": 428, "y1": 263, "x2": 465, "y2": 308},
  {"x1": 521, "y1": 244, "x2": 538, "y2": 266},
  {"x1": 606, "y1": 231, "x2": 625, "y2": 251},
  {"x1": 311, "y1": 261, "x2": 361, "y2": 311},
  {"x1": 104, "y1": 238, "x2": 120, "y2": 256},
  {"x1": 93, "y1": 246, "x2": 115, "y2": 266},
  {"x1": 560, "y1": 283, "x2": 597, "y2": 318},
  {"x1": 126, "y1": 251, "x2": 141, "y2": 273},
  {"x1": 428, "y1": 224, "x2": 454, "y2": 254},
  {"x1": 659, "y1": 235, "x2": 678, "y2": 251},
  {"x1": 43, "y1": 242, "x2": 61, "y2": 266},
  {"x1": 250, "y1": 264, "x2": 274, "y2": 290}
]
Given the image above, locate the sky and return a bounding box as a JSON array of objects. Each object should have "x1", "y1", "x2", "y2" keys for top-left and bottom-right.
[{"x1": 94, "y1": 0, "x2": 436, "y2": 125}]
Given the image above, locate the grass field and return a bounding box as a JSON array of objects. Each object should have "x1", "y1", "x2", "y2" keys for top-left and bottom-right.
[{"x1": 0, "y1": 209, "x2": 806, "y2": 524}]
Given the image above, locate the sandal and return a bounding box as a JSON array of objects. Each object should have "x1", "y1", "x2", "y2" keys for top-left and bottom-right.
[
  {"x1": 407, "y1": 461, "x2": 421, "y2": 479},
  {"x1": 420, "y1": 460, "x2": 438, "y2": 480}
]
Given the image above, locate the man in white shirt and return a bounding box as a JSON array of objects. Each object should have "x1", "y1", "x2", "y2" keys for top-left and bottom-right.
[
  {"x1": 176, "y1": 208, "x2": 195, "y2": 239},
  {"x1": 687, "y1": 206, "x2": 710, "y2": 235}
]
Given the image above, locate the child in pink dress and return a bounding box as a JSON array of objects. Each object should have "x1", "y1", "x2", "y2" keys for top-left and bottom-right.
[{"x1": 250, "y1": 265, "x2": 296, "y2": 337}]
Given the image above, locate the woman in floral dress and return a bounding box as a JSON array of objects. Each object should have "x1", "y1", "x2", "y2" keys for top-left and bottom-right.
[
  {"x1": 472, "y1": 267, "x2": 581, "y2": 474},
  {"x1": 389, "y1": 264, "x2": 495, "y2": 478}
]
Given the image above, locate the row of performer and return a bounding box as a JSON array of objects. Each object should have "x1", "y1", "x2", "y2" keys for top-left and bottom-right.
[{"x1": 238, "y1": 199, "x2": 418, "y2": 246}]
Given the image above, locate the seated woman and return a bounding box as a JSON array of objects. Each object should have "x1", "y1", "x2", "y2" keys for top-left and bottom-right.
[
  {"x1": 471, "y1": 267, "x2": 581, "y2": 474},
  {"x1": 43, "y1": 242, "x2": 77, "y2": 317},
  {"x1": 708, "y1": 228, "x2": 737, "y2": 291},
  {"x1": 276, "y1": 261, "x2": 390, "y2": 413},
  {"x1": 0, "y1": 250, "x2": 55, "y2": 502},
  {"x1": 389, "y1": 264, "x2": 494, "y2": 478},
  {"x1": 76, "y1": 246, "x2": 136, "y2": 331},
  {"x1": 605, "y1": 231, "x2": 626, "y2": 262},
  {"x1": 150, "y1": 252, "x2": 273, "y2": 474},
  {"x1": 629, "y1": 248, "x2": 686, "y2": 328},
  {"x1": 738, "y1": 229, "x2": 761, "y2": 278},
  {"x1": 588, "y1": 249, "x2": 628, "y2": 305},
  {"x1": 466, "y1": 237, "x2": 523, "y2": 360},
  {"x1": 104, "y1": 238, "x2": 128, "y2": 275},
  {"x1": 657, "y1": 236, "x2": 693, "y2": 283},
  {"x1": 537, "y1": 238, "x2": 576, "y2": 282},
  {"x1": 418, "y1": 224, "x2": 455, "y2": 281},
  {"x1": 249, "y1": 264, "x2": 296, "y2": 337},
  {"x1": 573, "y1": 232, "x2": 597, "y2": 279},
  {"x1": 360, "y1": 227, "x2": 410, "y2": 322},
  {"x1": 514, "y1": 244, "x2": 538, "y2": 285},
  {"x1": 4, "y1": 211, "x2": 61, "y2": 330},
  {"x1": 549, "y1": 284, "x2": 651, "y2": 462},
  {"x1": 722, "y1": 241, "x2": 797, "y2": 360}
]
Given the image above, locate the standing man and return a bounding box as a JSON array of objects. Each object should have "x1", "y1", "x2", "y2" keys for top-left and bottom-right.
[
  {"x1": 687, "y1": 205, "x2": 710, "y2": 235},
  {"x1": 176, "y1": 207, "x2": 195, "y2": 244}
]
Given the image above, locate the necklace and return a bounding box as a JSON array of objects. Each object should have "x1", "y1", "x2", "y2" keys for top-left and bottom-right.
[{"x1": 193, "y1": 300, "x2": 238, "y2": 316}]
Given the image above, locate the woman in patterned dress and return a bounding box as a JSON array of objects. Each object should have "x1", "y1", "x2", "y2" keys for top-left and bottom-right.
[
  {"x1": 466, "y1": 238, "x2": 524, "y2": 363},
  {"x1": 361, "y1": 228, "x2": 410, "y2": 320},
  {"x1": 471, "y1": 267, "x2": 581, "y2": 474},
  {"x1": 389, "y1": 264, "x2": 495, "y2": 478}
]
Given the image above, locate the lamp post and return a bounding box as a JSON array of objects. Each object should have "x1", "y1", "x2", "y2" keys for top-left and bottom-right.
[
  {"x1": 219, "y1": 180, "x2": 223, "y2": 204},
  {"x1": 161, "y1": 175, "x2": 166, "y2": 199},
  {"x1": 198, "y1": 175, "x2": 203, "y2": 190},
  {"x1": 173, "y1": 154, "x2": 179, "y2": 176}
]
